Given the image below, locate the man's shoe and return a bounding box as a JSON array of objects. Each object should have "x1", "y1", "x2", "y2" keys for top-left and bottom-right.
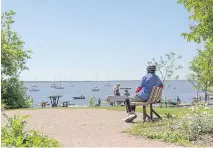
[{"x1": 123, "y1": 113, "x2": 137, "y2": 122}]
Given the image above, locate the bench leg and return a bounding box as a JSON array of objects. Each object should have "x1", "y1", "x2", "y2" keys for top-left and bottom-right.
[
  {"x1": 151, "y1": 108, "x2": 161, "y2": 120},
  {"x1": 150, "y1": 104, "x2": 153, "y2": 119},
  {"x1": 143, "y1": 105, "x2": 146, "y2": 122},
  {"x1": 142, "y1": 105, "x2": 154, "y2": 122}
]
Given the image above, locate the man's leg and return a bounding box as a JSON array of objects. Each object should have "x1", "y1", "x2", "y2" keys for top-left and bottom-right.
[
  {"x1": 125, "y1": 98, "x2": 136, "y2": 113},
  {"x1": 125, "y1": 98, "x2": 132, "y2": 113},
  {"x1": 123, "y1": 98, "x2": 137, "y2": 122}
]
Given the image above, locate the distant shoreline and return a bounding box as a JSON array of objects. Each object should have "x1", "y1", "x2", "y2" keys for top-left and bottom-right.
[{"x1": 23, "y1": 80, "x2": 188, "y2": 83}]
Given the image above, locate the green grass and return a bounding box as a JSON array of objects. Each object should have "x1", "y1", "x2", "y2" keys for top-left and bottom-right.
[
  {"x1": 95, "y1": 106, "x2": 185, "y2": 115},
  {"x1": 124, "y1": 120, "x2": 193, "y2": 146},
  {"x1": 123, "y1": 106, "x2": 213, "y2": 147}
]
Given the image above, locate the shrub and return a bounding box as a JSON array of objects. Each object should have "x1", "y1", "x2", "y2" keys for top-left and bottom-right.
[
  {"x1": 179, "y1": 105, "x2": 213, "y2": 141},
  {"x1": 1, "y1": 113, "x2": 61, "y2": 147},
  {"x1": 89, "y1": 96, "x2": 96, "y2": 107},
  {"x1": 1, "y1": 77, "x2": 33, "y2": 109},
  {"x1": 125, "y1": 104, "x2": 213, "y2": 146}
]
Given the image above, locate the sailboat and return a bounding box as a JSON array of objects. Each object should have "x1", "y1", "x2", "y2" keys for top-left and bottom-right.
[
  {"x1": 91, "y1": 73, "x2": 100, "y2": 92},
  {"x1": 30, "y1": 77, "x2": 38, "y2": 88},
  {"x1": 91, "y1": 85, "x2": 100, "y2": 91},
  {"x1": 29, "y1": 87, "x2": 40, "y2": 92},
  {"x1": 68, "y1": 77, "x2": 74, "y2": 87},
  {"x1": 51, "y1": 76, "x2": 57, "y2": 88},
  {"x1": 104, "y1": 76, "x2": 112, "y2": 87},
  {"x1": 55, "y1": 77, "x2": 64, "y2": 89}
]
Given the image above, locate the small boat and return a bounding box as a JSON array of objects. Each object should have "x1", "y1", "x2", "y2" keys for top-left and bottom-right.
[
  {"x1": 51, "y1": 85, "x2": 58, "y2": 88},
  {"x1": 73, "y1": 95, "x2": 85, "y2": 100},
  {"x1": 91, "y1": 86, "x2": 100, "y2": 92},
  {"x1": 55, "y1": 85, "x2": 64, "y2": 89},
  {"x1": 31, "y1": 85, "x2": 38, "y2": 88},
  {"x1": 29, "y1": 88, "x2": 40, "y2": 92}
]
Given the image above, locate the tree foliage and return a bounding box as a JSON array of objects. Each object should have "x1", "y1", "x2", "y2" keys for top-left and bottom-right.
[
  {"x1": 177, "y1": 0, "x2": 213, "y2": 43},
  {"x1": 187, "y1": 42, "x2": 213, "y2": 102},
  {"x1": 1, "y1": 10, "x2": 31, "y2": 78},
  {"x1": 1, "y1": 10, "x2": 32, "y2": 109},
  {"x1": 1, "y1": 78, "x2": 33, "y2": 109},
  {"x1": 1, "y1": 113, "x2": 61, "y2": 147},
  {"x1": 152, "y1": 52, "x2": 183, "y2": 85}
]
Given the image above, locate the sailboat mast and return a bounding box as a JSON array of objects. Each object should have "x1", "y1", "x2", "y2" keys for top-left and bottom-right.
[
  {"x1": 108, "y1": 76, "x2": 110, "y2": 85},
  {"x1": 96, "y1": 72, "x2": 98, "y2": 81},
  {"x1": 35, "y1": 77, "x2": 37, "y2": 86}
]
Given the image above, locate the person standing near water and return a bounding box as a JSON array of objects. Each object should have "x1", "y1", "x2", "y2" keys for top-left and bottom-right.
[
  {"x1": 176, "y1": 96, "x2": 181, "y2": 105},
  {"x1": 111, "y1": 83, "x2": 121, "y2": 106},
  {"x1": 113, "y1": 83, "x2": 120, "y2": 96},
  {"x1": 98, "y1": 98, "x2": 101, "y2": 106},
  {"x1": 124, "y1": 89, "x2": 130, "y2": 97}
]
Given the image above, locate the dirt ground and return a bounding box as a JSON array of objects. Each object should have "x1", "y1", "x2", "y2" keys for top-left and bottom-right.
[{"x1": 1, "y1": 109, "x2": 177, "y2": 147}]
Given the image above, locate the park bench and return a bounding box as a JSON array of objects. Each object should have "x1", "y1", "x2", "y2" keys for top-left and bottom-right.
[{"x1": 107, "y1": 86, "x2": 162, "y2": 122}]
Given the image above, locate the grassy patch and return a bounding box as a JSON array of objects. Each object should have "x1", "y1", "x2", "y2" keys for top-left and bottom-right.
[
  {"x1": 124, "y1": 120, "x2": 193, "y2": 146},
  {"x1": 124, "y1": 105, "x2": 213, "y2": 147},
  {"x1": 95, "y1": 106, "x2": 186, "y2": 115}
]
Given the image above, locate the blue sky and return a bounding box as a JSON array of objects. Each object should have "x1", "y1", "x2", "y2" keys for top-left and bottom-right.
[{"x1": 2, "y1": 0, "x2": 201, "y2": 81}]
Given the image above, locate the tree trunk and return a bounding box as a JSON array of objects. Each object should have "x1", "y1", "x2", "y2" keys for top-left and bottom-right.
[
  {"x1": 196, "y1": 91, "x2": 199, "y2": 103},
  {"x1": 205, "y1": 90, "x2": 208, "y2": 103}
]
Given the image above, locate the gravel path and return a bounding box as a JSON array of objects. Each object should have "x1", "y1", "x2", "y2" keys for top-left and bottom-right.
[{"x1": 2, "y1": 109, "x2": 176, "y2": 147}]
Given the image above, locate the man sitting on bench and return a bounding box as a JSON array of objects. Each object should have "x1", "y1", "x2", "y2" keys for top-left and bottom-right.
[{"x1": 124, "y1": 64, "x2": 163, "y2": 122}]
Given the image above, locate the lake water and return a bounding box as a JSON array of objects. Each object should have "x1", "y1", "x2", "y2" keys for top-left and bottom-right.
[{"x1": 24, "y1": 80, "x2": 201, "y2": 108}]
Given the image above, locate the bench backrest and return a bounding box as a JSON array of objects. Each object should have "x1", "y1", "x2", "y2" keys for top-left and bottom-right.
[{"x1": 148, "y1": 86, "x2": 162, "y2": 103}]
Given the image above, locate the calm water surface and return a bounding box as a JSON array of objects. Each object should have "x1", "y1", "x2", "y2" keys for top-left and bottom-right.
[{"x1": 24, "y1": 80, "x2": 200, "y2": 108}]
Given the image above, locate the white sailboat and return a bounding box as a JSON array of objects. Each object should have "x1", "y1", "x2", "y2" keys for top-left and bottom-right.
[
  {"x1": 30, "y1": 77, "x2": 38, "y2": 88},
  {"x1": 104, "y1": 76, "x2": 112, "y2": 87},
  {"x1": 29, "y1": 77, "x2": 40, "y2": 92},
  {"x1": 55, "y1": 77, "x2": 64, "y2": 89},
  {"x1": 29, "y1": 87, "x2": 40, "y2": 92},
  {"x1": 68, "y1": 77, "x2": 74, "y2": 87},
  {"x1": 91, "y1": 73, "x2": 100, "y2": 92},
  {"x1": 91, "y1": 85, "x2": 100, "y2": 91},
  {"x1": 51, "y1": 76, "x2": 57, "y2": 88}
]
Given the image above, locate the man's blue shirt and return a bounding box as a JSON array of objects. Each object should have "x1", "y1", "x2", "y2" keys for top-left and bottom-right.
[{"x1": 137, "y1": 73, "x2": 163, "y2": 101}]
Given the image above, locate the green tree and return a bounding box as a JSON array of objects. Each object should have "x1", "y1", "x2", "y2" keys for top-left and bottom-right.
[
  {"x1": 188, "y1": 42, "x2": 213, "y2": 103},
  {"x1": 152, "y1": 52, "x2": 183, "y2": 85},
  {"x1": 1, "y1": 10, "x2": 32, "y2": 109},
  {"x1": 177, "y1": 0, "x2": 213, "y2": 43},
  {"x1": 186, "y1": 73, "x2": 203, "y2": 102},
  {"x1": 151, "y1": 52, "x2": 183, "y2": 107}
]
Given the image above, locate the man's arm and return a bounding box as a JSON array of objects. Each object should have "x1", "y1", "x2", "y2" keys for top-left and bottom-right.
[{"x1": 136, "y1": 77, "x2": 146, "y2": 93}]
